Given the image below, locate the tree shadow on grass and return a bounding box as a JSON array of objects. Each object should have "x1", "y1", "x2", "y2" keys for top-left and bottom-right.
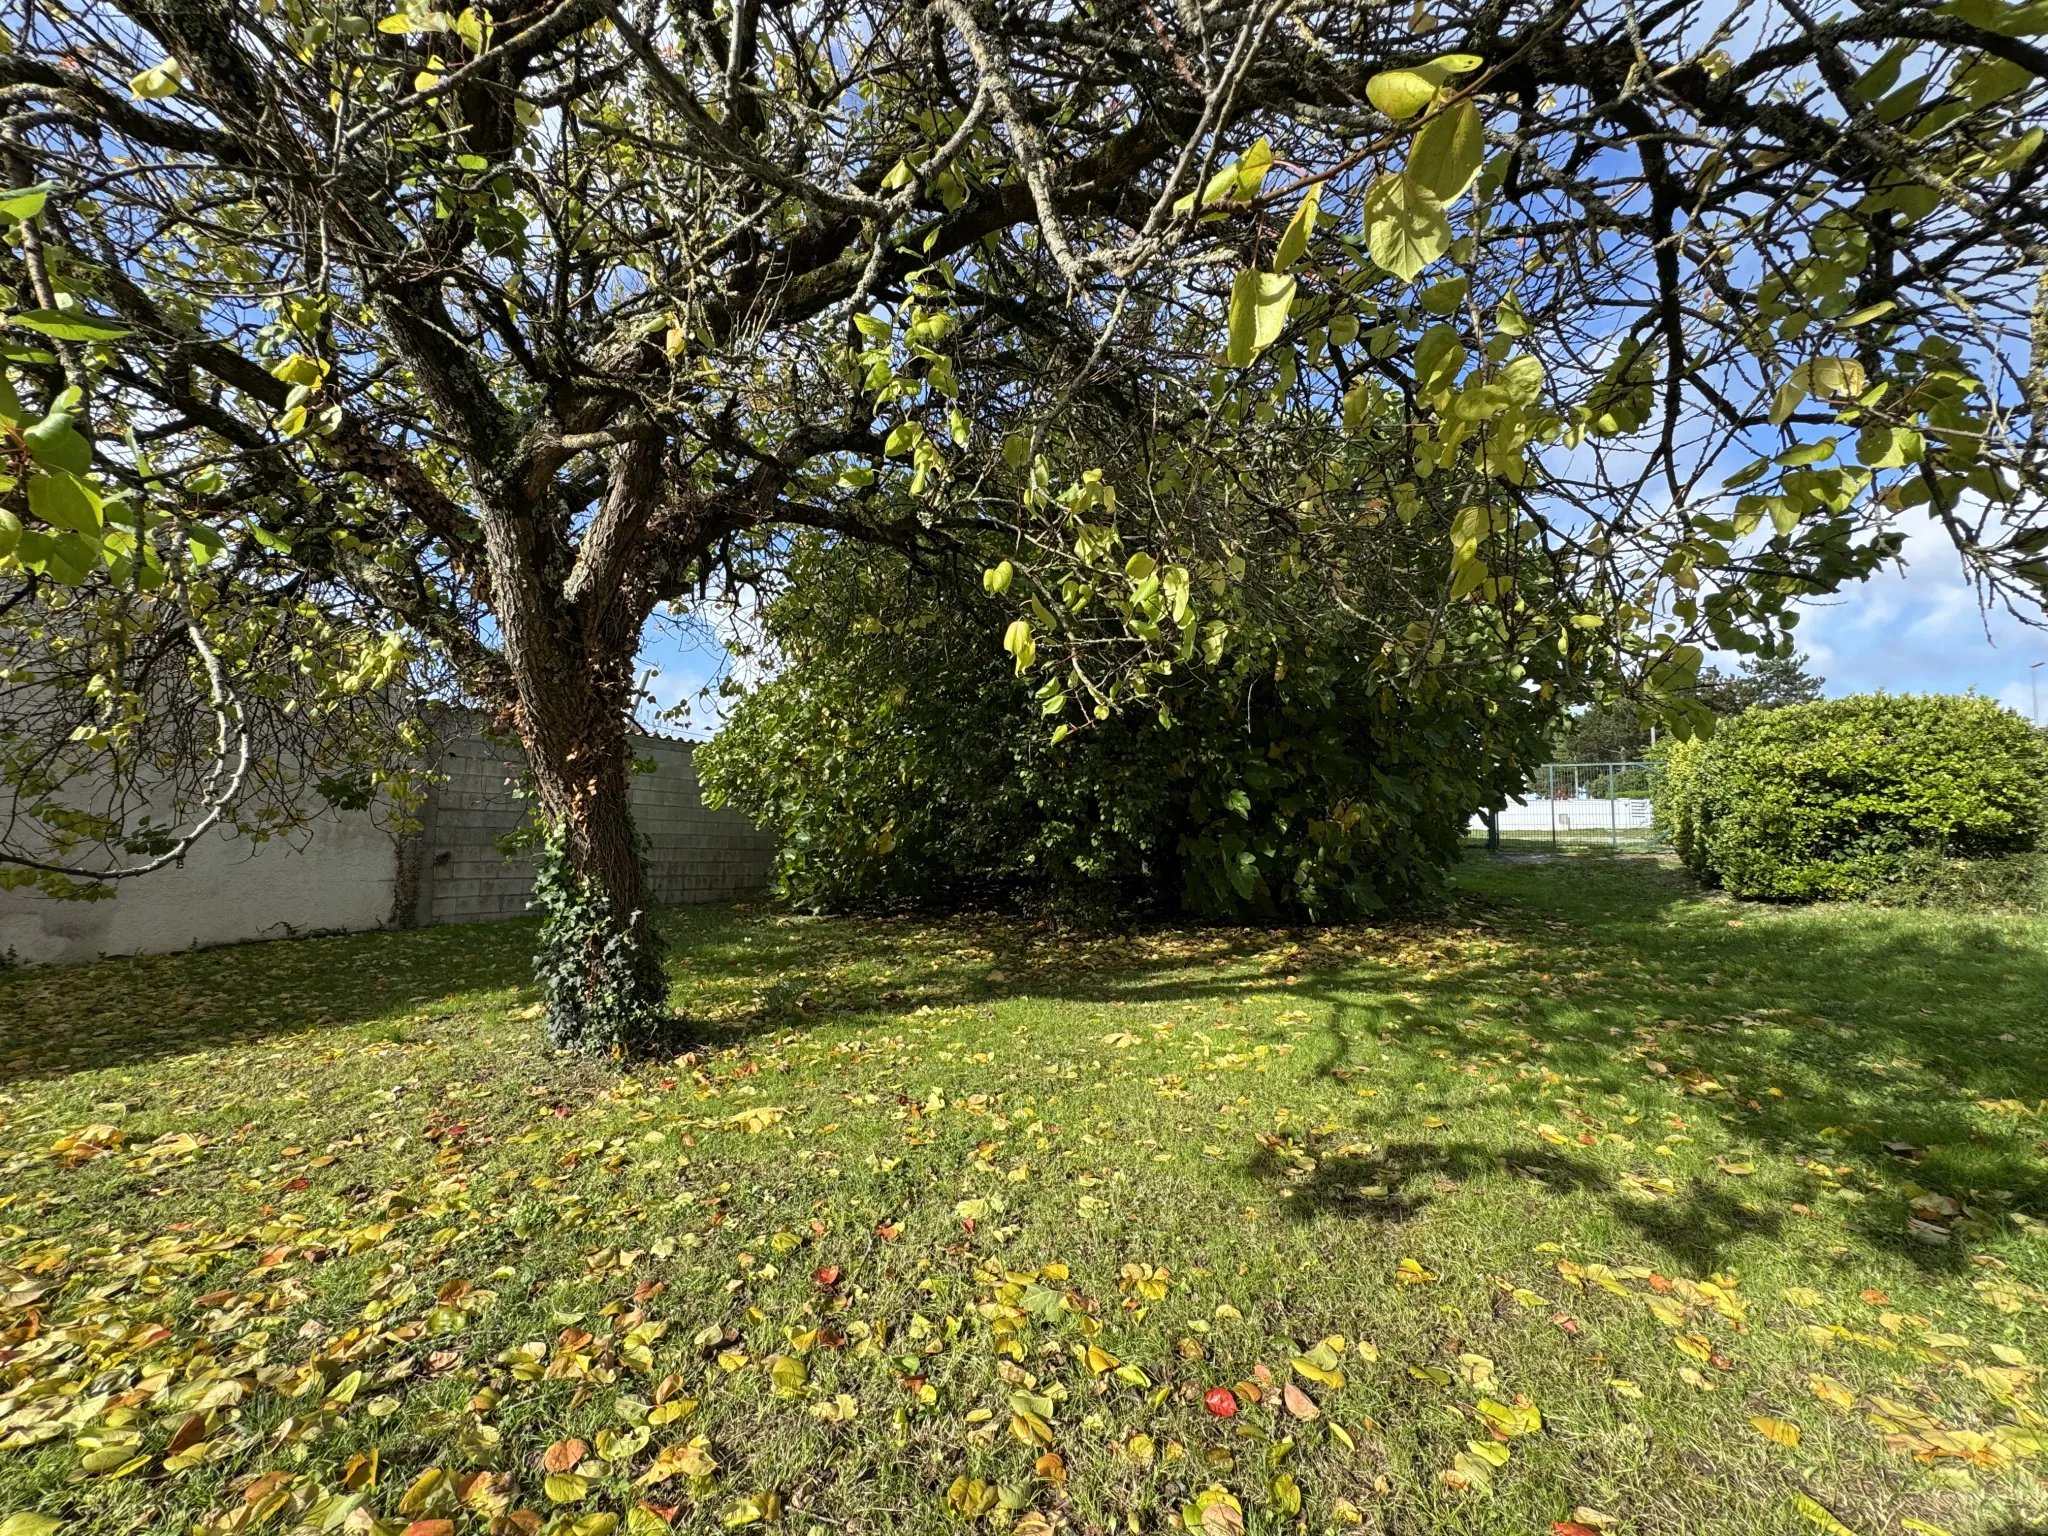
[{"x1": 1242, "y1": 1122, "x2": 1786, "y2": 1275}]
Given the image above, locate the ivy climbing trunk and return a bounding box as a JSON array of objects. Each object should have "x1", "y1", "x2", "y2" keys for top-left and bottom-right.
[{"x1": 484, "y1": 472, "x2": 671, "y2": 1053}]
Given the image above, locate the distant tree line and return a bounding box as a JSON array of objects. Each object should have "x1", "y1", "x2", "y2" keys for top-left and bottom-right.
[{"x1": 1552, "y1": 655, "x2": 1828, "y2": 765}]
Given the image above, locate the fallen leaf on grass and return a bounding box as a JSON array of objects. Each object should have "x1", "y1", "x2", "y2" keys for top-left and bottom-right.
[
  {"x1": 543, "y1": 1440, "x2": 587, "y2": 1474},
  {"x1": 1792, "y1": 1493, "x2": 1859, "y2": 1536},
  {"x1": 1752, "y1": 1416, "x2": 1802, "y2": 1447},
  {"x1": 1809, "y1": 1374, "x2": 1856, "y2": 1411},
  {"x1": 1477, "y1": 1397, "x2": 1542, "y2": 1437},
  {"x1": 1282, "y1": 1383, "x2": 1320, "y2": 1419}
]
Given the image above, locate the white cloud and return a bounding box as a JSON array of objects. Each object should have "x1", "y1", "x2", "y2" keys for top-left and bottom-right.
[{"x1": 1778, "y1": 510, "x2": 2046, "y2": 719}]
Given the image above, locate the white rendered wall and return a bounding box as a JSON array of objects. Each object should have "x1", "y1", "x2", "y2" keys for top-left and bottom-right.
[{"x1": 0, "y1": 810, "x2": 396, "y2": 965}]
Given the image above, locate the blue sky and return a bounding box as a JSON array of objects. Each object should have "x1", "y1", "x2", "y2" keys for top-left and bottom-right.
[
  {"x1": 635, "y1": 511, "x2": 2048, "y2": 740},
  {"x1": 1781, "y1": 511, "x2": 2048, "y2": 723}
]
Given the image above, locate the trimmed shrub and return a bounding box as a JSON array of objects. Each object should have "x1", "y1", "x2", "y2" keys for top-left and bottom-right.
[{"x1": 1655, "y1": 694, "x2": 2048, "y2": 902}]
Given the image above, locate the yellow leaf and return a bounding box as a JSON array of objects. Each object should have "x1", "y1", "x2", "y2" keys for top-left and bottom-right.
[
  {"x1": 1226, "y1": 270, "x2": 1296, "y2": 367},
  {"x1": 1752, "y1": 1416, "x2": 1802, "y2": 1448},
  {"x1": 128, "y1": 60, "x2": 183, "y2": 100},
  {"x1": 544, "y1": 1474, "x2": 591, "y2": 1504},
  {"x1": 1395, "y1": 1257, "x2": 1437, "y2": 1284},
  {"x1": 1367, "y1": 68, "x2": 1439, "y2": 119},
  {"x1": 1792, "y1": 1493, "x2": 1859, "y2": 1536},
  {"x1": 1274, "y1": 185, "x2": 1323, "y2": 271},
  {"x1": 1808, "y1": 1374, "x2": 1856, "y2": 1411},
  {"x1": 1, "y1": 1518, "x2": 65, "y2": 1536},
  {"x1": 1476, "y1": 1397, "x2": 1541, "y2": 1437}
]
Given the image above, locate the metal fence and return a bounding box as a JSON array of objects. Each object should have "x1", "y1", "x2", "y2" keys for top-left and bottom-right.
[{"x1": 1465, "y1": 761, "x2": 1661, "y2": 852}]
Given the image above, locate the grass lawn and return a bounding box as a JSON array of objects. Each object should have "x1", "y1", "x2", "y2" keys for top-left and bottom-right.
[{"x1": 1, "y1": 855, "x2": 2044, "y2": 1536}]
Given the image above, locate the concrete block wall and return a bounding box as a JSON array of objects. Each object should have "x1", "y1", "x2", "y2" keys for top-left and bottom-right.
[
  {"x1": 2, "y1": 727, "x2": 776, "y2": 963},
  {"x1": 414, "y1": 731, "x2": 777, "y2": 924}
]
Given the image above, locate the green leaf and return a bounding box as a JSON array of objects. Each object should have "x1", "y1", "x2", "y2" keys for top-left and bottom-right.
[
  {"x1": 1499, "y1": 354, "x2": 1544, "y2": 406},
  {"x1": 9, "y1": 309, "x2": 130, "y2": 342},
  {"x1": 983, "y1": 560, "x2": 1014, "y2": 594},
  {"x1": 24, "y1": 412, "x2": 90, "y2": 475},
  {"x1": 1273, "y1": 184, "x2": 1322, "y2": 271},
  {"x1": 0, "y1": 185, "x2": 52, "y2": 224},
  {"x1": 1414, "y1": 323, "x2": 1466, "y2": 397},
  {"x1": 1367, "y1": 69, "x2": 1439, "y2": 120},
  {"x1": 1775, "y1": 438, "x2": 1835, "y2": 467},
  {"x1": 1342, "y1": 381, "x2": 1373, "y2": 432},
  {"x1": 1226, "y1": 270, "x2": 1296, "y2": 367},
  {"x1": 1791, "y1": 356, "x2": 1866, "y2": 399},
  {"x1": 1362, "y1": 173, "x2": 1450, "y2": 283},
  {"x1": 26, "y1": 469, "x2": 103, "y2": 535},
  {"x1": 1407, "y1": 101, "x2": 1484, "y2": 203},
  {"x1": 1420, "y1": 275, "x2": 1469, "y2": 315},
  {"x1": 1855, "y1": 424, "x2": 1920, "y2": 468}
]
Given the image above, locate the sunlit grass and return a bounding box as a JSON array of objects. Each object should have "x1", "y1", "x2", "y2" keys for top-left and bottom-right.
[{"x1": 0, "y1": 855, "x2": 2042, "y2": 1535}]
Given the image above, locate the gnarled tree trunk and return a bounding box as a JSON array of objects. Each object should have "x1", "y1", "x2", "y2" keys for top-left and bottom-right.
[{"x1": 485, "y1": 438, "x2": 672, "y2": 1052}]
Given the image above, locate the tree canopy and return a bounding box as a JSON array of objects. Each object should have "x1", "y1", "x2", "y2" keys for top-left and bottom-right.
[{"x1": 2, "y1": 0, "x2": 2045, "y2": 1043}]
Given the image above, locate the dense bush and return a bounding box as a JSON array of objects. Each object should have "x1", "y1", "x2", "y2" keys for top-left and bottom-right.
[
  {"x1": 1656, "y1": 694, "x2": 2048, "y2": 902},
  {"x1": 699, "y1": 541, "x2": 1559, "y2": 920}
]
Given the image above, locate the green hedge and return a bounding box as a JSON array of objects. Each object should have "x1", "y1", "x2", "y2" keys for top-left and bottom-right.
[{"x1": 1655, "y1": 694, "x2": 2048, "y2": 902}]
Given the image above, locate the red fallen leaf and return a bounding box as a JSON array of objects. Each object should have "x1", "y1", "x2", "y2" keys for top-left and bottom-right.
[
  {"x1": 902, "y1": 1375, "x2": 927, "y2": 1393},
  {"x1": 814, "y1": 1265, "x2": 842, "y2": 1287},
  {"x1": 165, "y1": 1412, "x2": 209, "y2": 1456},
  {"x1": 960, "y1": 1218, "x2": 976, "y2": 1232},
  {"x1": 1555, "y1": 1524, "x2": 1602, "y2": 1536},
  {"x1": 1204, "y1": 1387, "x2": 1239, "y2": 1418},
  {"x1": 1645, "y1": 1274, "x2": 1673, "y2": 1293},
  {"x1": 542, "y1": 1438, "x2": 586, "y2": 1474},
  {"x1": 1281, "y1": 1383, "x2": 1320, "y2": 1420},
  {"x1": 1860, "y1": 1289, "x2": 1889, "y2": 1305},
  {"x1": 403, "y1": 1523, "x2": 454, "y2": 1536},
  {"x1": 643, "y1": 1504, "x2": 681, "y2": 1522},
  {"x1": 876, "y1": 1222, "x2": 902, "y2": 1242},
  {"x1": 1552, "y1": 1314, "x2": 1581, "y2": 1336}
]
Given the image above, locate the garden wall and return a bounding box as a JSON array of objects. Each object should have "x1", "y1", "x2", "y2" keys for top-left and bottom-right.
[{"x1": 0, "y1": 727, "x2": 775, "y2": 965}]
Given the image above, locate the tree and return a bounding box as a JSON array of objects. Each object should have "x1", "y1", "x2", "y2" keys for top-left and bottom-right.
[
  {"x1": 2, "y1": 0, "x2": 2044, "y2": 1047},
  {"x1": 699, "y1": 520, "x2": 1557, "y2": 920},
  {"x1": 1555, "y1": 652, "x2": 1826, "y2": 760}
]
